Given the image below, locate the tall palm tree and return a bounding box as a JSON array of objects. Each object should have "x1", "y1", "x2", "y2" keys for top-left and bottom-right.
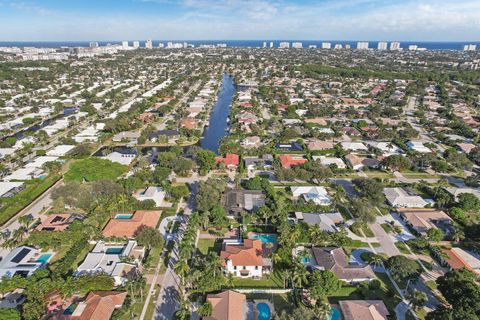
[
  {"x1": 292, "y1": 264, "x2": 309, "y2": 288},
  {"x1": 175, "y1": 260, "x2": 190, "y2": 287},
  {"x1": 117, "y1": 194, "x2": 128, "y2": 214}
]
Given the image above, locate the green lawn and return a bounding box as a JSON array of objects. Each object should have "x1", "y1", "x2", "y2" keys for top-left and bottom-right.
[
  {"x1": 395, "y1": 242, "x2": 411, "y2": 254},
  {"x1": 197, "y1": 238, "x2": 222, "y2": 255},
  {"x1": 229, "y1": 272, "x2": 285, "y2": 289},
  {"x1": 64, "y1": 158, "x2": 127, "y2": 182},
  {"x1": 0, "y1": 174, "x2": 61, "y2": 226}
]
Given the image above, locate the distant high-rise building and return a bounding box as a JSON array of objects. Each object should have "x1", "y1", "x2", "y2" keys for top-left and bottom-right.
[
  {"x1": 167, "y1": 42, "x2": 173, "y2": 49},
  {"x1": 345, "y1": 44, "x2": 351, "y2": 49},
  {"x1": 334, "y1": 44, "x2": 343, "y2": 49},
  {"x1": 279, "y1": 42, "x2": 290, "y2": 49},
  {"x1": 122, "y1": 41, "x2": 129, "y2": 49},
  {"x1": 269, "y1": 42, "x2": 274, "y2": 48},
  {"x1": 322, "y1": 42, "x2": 331, "y2": 49},
  {"x1": 377, "y1": 42, "x2": 388, "y2": 50},
  {"x1": 309, "y1": 45, "x2": 317, "y2": 49},
  {"x1": 390, "y1": 42, "x2": 401, "y2": 50},
  {"x1": 183, "y1": 42, "x2": 188, "y2": 48},
  {"x1": 464, "y1": 44, "x2": 477, "y2": 51},
  {"x1": 357, "y1": 42, "x2": 369, "y2": 49},
  {"x1": 292, "y1": 42, "x2": 303, "y2": 49},
  {"x1": 133, "y1": 41, "x2": 140, "y2": 49},
  {"x1": 262, "y1": 41, "x2": 267, "y2": 48},
  {"x1": 89, "y1": 42, "x2": 99, "y2": 48},
  {"x1": 408, "y1": 45, "x2": 418, "y2": 51},
  {"x1": 158, "y1": 43, "x2": 164, "y2": 48},
  {"x1": 145, "y1": 39, "x2": 153, "y2": 49}
]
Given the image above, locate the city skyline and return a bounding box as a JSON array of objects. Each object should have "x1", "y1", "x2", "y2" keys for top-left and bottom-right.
[{"x1": 0, "y1": 0, "x2": 479, "y2": 41}]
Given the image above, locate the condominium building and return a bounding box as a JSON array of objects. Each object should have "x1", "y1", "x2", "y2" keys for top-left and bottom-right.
[
  {"x1": 122, "y1": 41, "x2": 128, "y2": 49},
  {"x1": 279, "y1": 42, "x2": 290, "y2": 49},
  {"x1": 322, "y1": 42, "x2": 332, "y2": 49},
  {"x1": 292, "y1": 42, "x2": 303, "y2": 49},
  {"x1": 464, "y1": 44, "x2": 477, "y2": 51},
  {"x1": 145, "y1": 39, "x2": 153, "y2": 49},
  {"x1": 357, "y1": 42, "x2": 369, "y2": 49},
  {"x1": 377, "y1": 42, "x2": 388, "y2": 50},
  {"x1": 133, "y1": 41, "x2": 140, "y2": 48},
  {"x1": 390, "y1": 42, "x2": 401, "y2": 50}
]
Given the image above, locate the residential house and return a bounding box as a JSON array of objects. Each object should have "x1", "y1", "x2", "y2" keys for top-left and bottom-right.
[
  {"x1": 275, "y1": 142, "x2": 303, "y2": 152},
  {"x1": 384, "y1": 188, "x2": 428, "y2": 208},
  {"x1": 76, "y1": 241, "x2": 144, "y2": 286},
  {"x1": 68, "y1": 291, "x2": 127, "y2": 320},
  {"x1": 36, "y1": 213, "x2": 80, "y2": 232},
  {"x1": 180, "y1": 117, "x2": 197, "y2": 129},
  {"x1": 340, "y1": 142, "x2": 368, "y2": 152},
  {"x1": 291, "y1": 186, "x2": 331, "y2": 206},
  {"x1": 293, "y1": 212, "x2": 344, "y2": 232},
  {"x1": 205, "y1": 290, "x2": 248, "y2": 320},
  {"x1": 101, "y1": 151, "x2": 136, "y2": 166},
  {"x1": 0, "y1": 182, "x2": 24, "y2": 198},
  {"x1": 133, "y1": 187, "x2": 165, "y2": 207},
  {"x1": 339, "y1": 300, "x2": 389, "y2": 320},
  {"x1": 46, "y1": 145, "x2": 75, "y2": 157},
  {"x1": 216, "y1": 154, "x2": 240, "y2": 170},
  {"x1": 397, "y1": 209, "x2": 453, "y2": 235},
  {"x1": 0, "y1": 246, "x2": 53, "y2": 279},
  {"x1": 313, "y1": 156, "x2": 346, "y2": 169},
  {"x1": 223, "y1": 189, "x2": 266, "y2": 216},
  {"x1": 341, "y1": 127, "x2": 361, "y2": 137},
  {"x1": 279, "y1": 155, "x2": 307, "y2": 169},
  {"x1": 441, "y1": 247, "x2": 480, "y2": 275},
  {"x1": 112, "y1": 131, "x2": 141, "y2": 144},
  {"x1": 242, "y1": 136, "x2": 262, "y2": 148},
  {"x1": 148, "y1": 130, "x2": 180, "y2": 143},
  {"x1": 3, "y1": 167, "x2": 44, "y2": 181},
  {"x1": 307, "y1": 140, "x2": 334, "y2": 151},
  {"x1": 102, "y1": 210, "x2": 162, "y2": 238},
  {"x1": 243, "y1": 155, "x2": 273, "y2": 171},
  {"x1": 407, "y1": 141, "x2": 432, "y2": 153},
  {"x1": 310, "y1": 247, "x2": 376, "y2": 283},
  {"x1": 444, "y1": 187, "x2": 480, "y2": 201},
  {"x1": 220, "y1": 239, "x2": 271, "y2": 278}
]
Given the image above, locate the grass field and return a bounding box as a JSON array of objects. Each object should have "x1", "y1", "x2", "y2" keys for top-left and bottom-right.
[{"x1": 64, "y1": 158, "x2": 127, "y2": 182}]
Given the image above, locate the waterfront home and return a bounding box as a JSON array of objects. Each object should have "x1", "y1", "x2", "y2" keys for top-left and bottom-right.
[
  {"x1": 0, "y1": 246, "x2": 53, "y2": 279},
  {"x1": 68, "y1": 291, "x2": 127, "y2": 320},
  {"x1": 384, "y1": 188, "x2": 428, "y2": 208},
  {"x1": 242, "y1": 136, "x2": 262, "y2": 148},
  {"x1": 112, "y1": 131, "x2": 141, "y2": 144},
  {"x1": 339, "y1": 300, "x2": 389, "y2": 320},
  {"x1": 278, "y1": 155, "x2": 307, "y2": 169},
  {"x1": 397, "y1": 209, "x2": 453, "y2": 236},
  {"x1": 102, "y1": 210, "x2": 161, "y2": 238},
  {"x1": 309, "y1": 247, "x2": 376, "y2": 283},
  {"x1": 291, "y1": 186, "x2": 332, "y2": 206},
  {"x1": 220, "y1": 239, "x2": 271, "y2": 278},
  {"x1": 148, "y1": 130, "x2": 180, "y2": 143},
  {"x1": 216, "y1": 154, "x2": 239, "y2": 170},
  {"x1": 223, "y1": 189, "x2": 266, "y2": 217},
  {"x1": 76, "y1": 241, "x2": 144, "y2": 286},
  {"x1": 101, "y1": 151, "x2": 136, "y2": 166},
  {"x1": 292, "y1": 212, "x2": 344, "y2": 232},
  {"x1": 205, "y1": 290, "x2": 248, "y2": 320}
]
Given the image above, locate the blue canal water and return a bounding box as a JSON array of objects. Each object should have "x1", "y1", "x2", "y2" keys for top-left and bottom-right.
[{"x1": 200, "y1": 73, "x2": 235, "y2": 154}]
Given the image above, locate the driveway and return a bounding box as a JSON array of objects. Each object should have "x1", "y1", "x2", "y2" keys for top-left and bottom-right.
[{"x1": 368, "y1": 222, "x2": 401, "y2": 257}]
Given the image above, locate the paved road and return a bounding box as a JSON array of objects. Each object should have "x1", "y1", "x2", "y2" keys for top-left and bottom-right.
[{"x1": 153, "y1": 183, "x2": 197, "y2": 320}]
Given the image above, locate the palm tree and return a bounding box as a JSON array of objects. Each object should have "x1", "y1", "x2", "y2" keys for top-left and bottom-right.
[
  {"x1": 292, "y1": 264, "x2": 309, "y2": 288},
  {"x1": 451, "y1": 225, "x2": 465, "y2": 242},
  {"x1": 117, "y1": 194, "x2": 128, "y2": 214},
  {"x1": 408, "y1": 290, "x2": 427, "y2": 311},
  {"x1": 225, "y1": 273, "x2": 235, "y2": 288},
  {"x1": 175, "y1": 260, "x2": 190, "y2": 287}
]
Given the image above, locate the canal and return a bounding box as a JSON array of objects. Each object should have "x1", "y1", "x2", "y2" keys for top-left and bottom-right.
[{"x1": 200, "y1": 73, "x2": 235, "y2": 154}]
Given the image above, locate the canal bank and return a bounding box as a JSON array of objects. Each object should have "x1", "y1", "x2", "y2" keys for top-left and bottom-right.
[{"x1": 200, "y1": 73, "x2": 235, "y2": 154}]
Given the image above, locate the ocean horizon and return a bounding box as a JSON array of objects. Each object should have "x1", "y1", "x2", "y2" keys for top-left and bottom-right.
[{"x1": 0, "y1": 40, "x2": 479, "y2": 51}]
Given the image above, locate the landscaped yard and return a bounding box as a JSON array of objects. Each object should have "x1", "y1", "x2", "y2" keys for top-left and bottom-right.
[
  {"x1": 64, "y1": 158, "x2": 127, "y2": 182},
  {"x1": 245, "y1": 293, "x2": 294, "y2": 314},
  {"x1": 229, "y1": 272, "x2": 285, "y2": 289},
  {"x1": 197, "y1": 238, "x2": 222, "y2": 255}
]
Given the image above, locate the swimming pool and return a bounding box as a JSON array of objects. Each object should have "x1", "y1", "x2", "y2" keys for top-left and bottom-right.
[
  {"x1": 301, "y1": 256, "x2": 311, "y2": 264},
  {"x1": 251, "y1": 234, "x2": 277, "y2": 244},
  {"x1": 105, "y1": 247, "x2": 124, "y2": 254},
  {"x1": 256, "y1": 303, "x2": 271, "y2": 320},
  {"x1": 36, "y1": 253, "x2": 52, "y2": 264},
  {"x1": 330, "y1": 306, "x2": 341, "y2": 320},
  {"x1": 115, "y1": 214, "x2": 133, "y2": 220}
]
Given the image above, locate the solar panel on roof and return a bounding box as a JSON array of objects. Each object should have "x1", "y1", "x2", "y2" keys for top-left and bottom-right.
[{"x1": 11, "y1": 248, "x2": 31, "y2": 263}]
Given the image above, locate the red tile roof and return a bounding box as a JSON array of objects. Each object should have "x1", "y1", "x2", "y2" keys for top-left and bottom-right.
[
  {"x1": 220, "y1": 239, "x2": 263, "y2": 267},
  {"x1": 279, "y1": 155, "x2": 307, "y2": 169},
  {"x1": 102, "y1": 210, "x2": 161, "y2": 238},
  {"x1": 216, "y1": 154, "x2": 239, "y2": 167},
  {"x1": 69, "y1": 291, "x2": 127, "y2": 320}
]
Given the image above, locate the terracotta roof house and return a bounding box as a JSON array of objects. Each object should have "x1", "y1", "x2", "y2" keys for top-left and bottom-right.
[
  {"x1": 441, "y1": 247, "x2": 480, "y2": 275},
  {"x1": 36, "y1": 213, "x2": 78, "y2": 232},
  {"x1": 205, "y1": 290, "x2": 248, "y2": 320},
  {"x1": 220, "y1": 239, "x2": 270, "y2": 278},
  {"x1": 397, "y1": 209, "x2": 453, "y2": 235},
  {"x1": 216, "y1": 154, "x2": 239, "y2": 170},
  {"x1": 310, "y1": 247, "x2": 376, "y2": 283},
  {"x1": 339, "y1": 300, "x2": 389, "y2": 320},
  {"x1": 102, "y1": 210, "x2": 161, "y2": 238},
  {"x1": 305, "y1": 118, "x2": 328, "y2": 126},
  {"x1": 307, "y1": 140, "x2": 334, "y2": 151},
  {"x1": 69, "y1": 291, "x2": 127, "y2": 320},
  {"x1": 180, "y1": 117, "x2": 197, "y2": 129},
  {"x1": 279, "y1": 155, "x2": 307, "y2": 169},
  {"x1": 456, "y1": 143, "x2": 476, "y2": 154},
  {"x1": 341, "y1": 127, "x2": 361, "y2": 136}
]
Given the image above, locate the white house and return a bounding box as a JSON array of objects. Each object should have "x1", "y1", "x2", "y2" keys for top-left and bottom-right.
[
  {"x1": 340, "y1": 142, "x2": 368, "y2": 152},
  {"x1": 46, "y1": 144, "x2": 75, "y2": 157},
  {"x1": 101, "y1": 151, "x2": 135, "y2": 165},
  {"x1": 291, "y1": 186, "x2": 332, "y2": 206},
  {"x1": 367, "y1": 142, "x2": 403, "y2": 156},
  {"x1": 76, "y1": 241, "x2": 144, "y2": 286},
  {"x1": 220, "y1": 239, "x2": 270, "y2": 278},
  {"x1": 312, "y1": 156, "x2": 346, "y2": 169},
  {"x1": 406, "y1": 141, "x2": 431, "y2": 153},
  {"x1": 384, "y1": 187, "x2": 428, "y2": 208},
  {"x1": 133, "y1": 186, "x2": 165, "y2": 207},
  {"x1": 0, "y1": 246, "x2": 53, "y2": 279}
]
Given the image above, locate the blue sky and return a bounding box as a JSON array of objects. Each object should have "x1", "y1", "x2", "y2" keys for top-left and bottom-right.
[{"x1": 0, "y1": 0, "x2": 479, "y2": 41}]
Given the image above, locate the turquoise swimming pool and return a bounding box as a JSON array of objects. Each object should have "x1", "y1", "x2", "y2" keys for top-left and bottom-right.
[
  {"x1": 251, "y1": 234, "x2": 277, "y2": 244},
  {"x1": 36, "y1": 253, "x2": 52, "y2": 264},
  {"x1": 115, "y1": 214, "x2": 133, "y2": 220},
  {"x1": 105, "y1": 247, "x2": 124, "y2": 254},
  {"x1": 301, "y1": 256, "x2": 311, "y2": 264},
  {"x1": 330, "y1": 306, "x2": 341, "y2": 320},
  {"x1": 256, "y1": 303, "x2": 271, "y2": 320}
]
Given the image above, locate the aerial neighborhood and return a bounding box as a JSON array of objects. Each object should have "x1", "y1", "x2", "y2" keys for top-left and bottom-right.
[{"x1": 0, "y1": 39, "x2": 478, "y2": 320}]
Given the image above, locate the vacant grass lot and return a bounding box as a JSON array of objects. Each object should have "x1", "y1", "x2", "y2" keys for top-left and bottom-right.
[{"x1": 64, "y1": 158, "x2": 127, "y2": 182}]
